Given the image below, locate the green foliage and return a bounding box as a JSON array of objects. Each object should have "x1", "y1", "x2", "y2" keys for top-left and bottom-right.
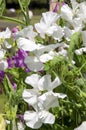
[
  {"x1": 68, "y1": 32, "x2": 81, "y2": 62},
  {"x1": 0, "y1": 0, "x2": 5, "y2": 16}
]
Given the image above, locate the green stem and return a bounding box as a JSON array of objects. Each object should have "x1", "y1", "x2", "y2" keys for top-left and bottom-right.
[{"x1": 0, "y1": 16, "x2": 25, "y2": 26}]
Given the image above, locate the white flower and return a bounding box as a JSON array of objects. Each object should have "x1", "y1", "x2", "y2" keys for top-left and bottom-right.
[
  {"x1": 74, "y1": 121, "x2": 86, "y2": 130},
  {"x1": 23, "y1": 74, "x2": 61, "y2": 108},
  {"x1": 77, "y1": 2, "x2": 86, "y2": 23},
  {"x1": 61, "y1": 1, "x2": 82, "y2": 29},
  {"x1": 24, "y1": 42, "x2": 61, "y2": 71},
  {"x1": 35, "y1": 11, "x2": 59, "y2": 38},
  {"x1": 24, "y1": 110, "x2": 55, "y2": 129},
  {"x1": 14, "y1": 25, "x2": 37, "y2": 40},
  {"x1": 41, "y1": 11, "x2": 59, "y2": 26},
  {"x1": 0, "y1": 27, "x2": 11, "y2": 39},
  {"x1": 25, "y1": 74, "x2": 61, "y2": 91}
]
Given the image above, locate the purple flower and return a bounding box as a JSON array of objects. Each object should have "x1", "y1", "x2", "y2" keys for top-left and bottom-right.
[
  {"x1": 12, "y1": 82, "x2": 17, "y2": 91},
  {"x1": 7, "y1": 49, "x2": 28, "y2": 68},
  {"x1": 11, "y1": 27, "x2": 19, "y2": 39},
  {"x1": 0, "y1": 70, "x2": 5, "y2": 82}
]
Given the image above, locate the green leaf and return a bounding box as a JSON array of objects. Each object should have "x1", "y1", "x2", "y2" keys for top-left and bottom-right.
[
  {"x1": 3, "y1": 75, "x2": 14, "y2": 95},
  {"x1": 0, "y1": 94, "x2": 7, "y2": 113},
  {"x1": 18, "y1": 0, "x2": 31, "y2": 25},
  {"x1": 68, "y1": 32, "x2": 81, "y2": 62},
  {"x1": 0, "y1": 0, "x2": 5, "y2": 16},
  {"x1": 6, "y1": 68, "x2": 19, "y2": 79}
]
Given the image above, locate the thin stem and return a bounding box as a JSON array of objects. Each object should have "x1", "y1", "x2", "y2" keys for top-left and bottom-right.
[{"x1": 0, "y1": 16, "x2": 25, "y2": 26}]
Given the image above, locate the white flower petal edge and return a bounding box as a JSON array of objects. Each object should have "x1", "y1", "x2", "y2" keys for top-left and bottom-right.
[
  {"x1": 74, "y1": 121, "x2": 86, "y2": 130},
  {"x1": 38, "y1": 74, "x2": 61, "y2": 91},
  {"x1": 25, "y1": 74, "x2": 41, "y2": 88},
  {"x1": 22, "y1": 89, "x2": 38, "y2": 107},
  {"x1": 38, "y1": 91, "x2": 59, "y2": 110},
  {"x1": 35, "y1": 11, "x2": 59, "y2": 38},
  {"x1": 0, "y1": 60, "x2": 8, "y2": 71},
  {"x1": 0, "y1": 27, "x2": 11, "y2": 39},
  {"x1": 14, "y1": 25, "x2": 37, "y2": 40},
  {"x1": 17, "y1": 38, "x2": 38, "y2": 51},
  {"x1": 0, "y1": 49, "x2": 6, "y2": 60},
  {"x1": 24, "y1": 111, "x2": 42, "y2": 129},
  {"x1": 24, "y1": 110, "x2": 55, "y2": 129}
]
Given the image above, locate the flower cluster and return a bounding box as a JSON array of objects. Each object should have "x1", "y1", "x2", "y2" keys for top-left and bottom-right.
[{"x1": 0, "y1": 0, "x2": 86, "y2": 130}]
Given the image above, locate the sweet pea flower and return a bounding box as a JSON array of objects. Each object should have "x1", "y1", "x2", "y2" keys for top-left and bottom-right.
[
  {"x1": 35, "y1": 11, "x2": 59, "y2": 38},
  {"x1": 22, "y1": 74, "x2": 61, "y2": 107},
  {"x1": 61, "y1": 0, "x2": 84, "y2": 30},
  {"x1": 77, "y1": 1, "x2": 86, "y2": 24},
  {"x1": 24, "y1": 110, "x2": 55, "y2": 129},
  {"x1": 74, "y1": 121, "x2": 86, "y2": 130},
  {"x1": 23, "y1": 74, "x2": 66, "y2": 129}
]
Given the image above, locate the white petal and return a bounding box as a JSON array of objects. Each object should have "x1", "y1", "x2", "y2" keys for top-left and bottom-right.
[
  {"x1": 42, "y1": 11, "x2": 59, "y2": 26},
  {"x1": 51, "y1": 76, "x2": 62, "y2": 90},
  {"x1": 0, "y1": 27, "x2": 11, "y2": 39},
  {"x1": 24, "y1": 56, "x2": 44, "y2": 72},
  {"x1": 38, "y1": 74, "x2": 51, "y2": 91},
  {"x1": 75, "y1": 48, "x2": 83, "y2": 55},
  {"x1": 39, "y1": 51, "x2": 55, "y2": 63},
  {"x1": 53, "y1": 26, "x2": 64, "y2": 41},
  {"x1": 17, "y1": 122, "x2": 25, "y2": 130},
  {"x1": 74, "y1": 121, "x2": 86, "y2": 130},
  {"x1": 22, "y1": 89, "x2": 38, "y2": 107},
  {"x1": 15, "y1": 25, "x2": 37, "y2": 40},
  {"x1": 0, "y1": 49, "x2": 6, "y2": 59},
  {"x1": 38, "y1": 91, "x2": 59, "y2": 110},
  {"x1": 35, "y1": 22, "x2": 47, "y2": 38},
  {"x1": 56, "y1": 93, "x2": 67, "y2": 99},
  {"x1": 39, "y1": 110, "x2": 55, "y2": 124},
  {"x1": 63, "y1": 27, "x2": 73, "y2": 41},
  {"x1": 17, "y1": 38, "x2": 38, "y2": 51},
  {"x1": 0, "y1": 60, "x2": 8, "y2": 71},
  {"x1": 25, "y1": 74, "x2": 40, "y2": 88},
  {"x1": 24, "y1": 111, "x2": 42, "y2": 129},
  {"x1": 4, "y1": 41, "x2": 12, "y2": 49},
  {"x1": 46, "y1": 25, "x2": 57, "y2": 36},
  {"x1": 61, "y1": 4, "x2": 73, "y2": 22},
  {"x1": 34, "y1": 43, "x2": 61, "y2": 56}
]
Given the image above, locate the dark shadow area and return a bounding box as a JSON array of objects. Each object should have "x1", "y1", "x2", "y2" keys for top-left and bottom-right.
[{"x1": 6, "y1": 1, "x2": 49, "y2": 10}]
